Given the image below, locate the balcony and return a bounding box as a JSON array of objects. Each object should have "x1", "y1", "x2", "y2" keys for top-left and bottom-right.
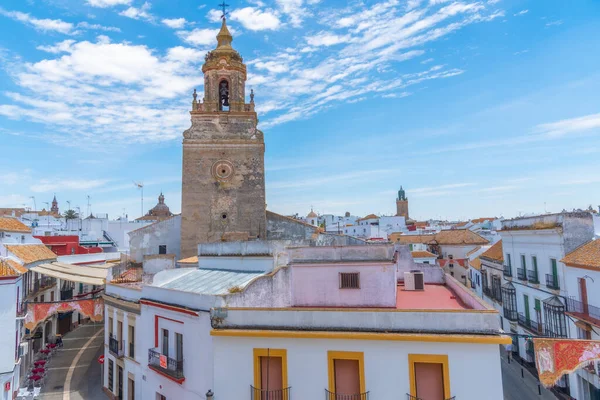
[
  {"x1": 503, "y1": 265, "x2": 512, "y2": 278},
  {"x1": 566, "y1": 297, "x2": 600, "y2": 326},
  {"x1": 527, "y1": 270, "x2": 539, "y2": 284},
  {"x1": 546, "y1": 274, "x2": 560, "y2": 290},
  {"x1": 251, "y1": 386, "x2": 291, "y2": 400},
  {"x1": 148, "y1": 348, "x2": 184, "y2": 382},
  {"x1": 326, "y1": 389, "x2": 368, "y2": 400},
  {"x1": 503, "y1": 308, "x2": 518, "y2": 321},
  {"x1": 16, "y1": 302, "x2": 27, "y2": 319},
  {"x1": 29, "y1": 277, "x2": 56, "y2": 299},
  {"x1": 407, "y1": 395, "x2": 455, "y2": 400},
  {"x1": 482, "y1": 286, "x2": 492, "y2": 298},
  {"x1": 517, "y1": 313, "x2": 542, "y2": 334},
  {"x1": 108, "y1": 336, "x2": 124, "y2": 358},
  {"x1": 517, "y1": 268, "x2": 527, "y2": 281},
  {"x1": 60, "y1": 289, "x2": 73, "y2": 301}
]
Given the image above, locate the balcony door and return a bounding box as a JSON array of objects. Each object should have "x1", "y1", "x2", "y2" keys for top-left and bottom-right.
[
  {"x1": 524, "y1": 295, "x2": 530, "y2": 321},
  {"x1": 260, "y1": 356, "x2": 283, "y2": 393},
  {"x1": 334, "y1": 359, "x2": 361, "y2": 396},
  {"x1": 414, "y1": 362, "x2": 445, "y2": 400},
  {"x1": 117, "y1": 321, "x2": 123, "y2": 351}
]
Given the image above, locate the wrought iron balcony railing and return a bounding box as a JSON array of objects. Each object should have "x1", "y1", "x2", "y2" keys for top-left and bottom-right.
[
  {"x1": 60, "y1": 289, "x2": 73, "y2": 301},
  {"x1": 527, "y1": 270, "x2": 539, "y2": 283},
  {"x1": 517, "y1": 313, "x2": 542, "y2": 334},
  {"x1": 503, "y1": 308, "x2": 518, "y2": 321},
  {"x1": 503, "y1": 265, "x2": 512, "y2": 277},
  {"x1": 251, "y1": 385, "x2": 291, "y2": 400},
  {"x1": 325, "y1": 389, "x2": 369, "y2": 400},
  {"x1": 148, "y1": 348, "x2": 184, "y2": 379},
  {"x1": 109, "y1": 336, "x2": 124, "y2": 358},
  {"x1": 566, "y1": 297, "x2": 600, "y2": 325},
  {"x1": 546, "y1": 274, "x2": 560, "y2": 290},
  {"x1": 482, "y1": 286, "x2": 492, "y2": 298},
  {"x1": 517, "y1": 268, "x2": 527, "y2": 280}
]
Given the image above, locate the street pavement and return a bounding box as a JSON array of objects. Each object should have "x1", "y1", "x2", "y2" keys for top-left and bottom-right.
[
  {"x1": 36, "y1": 323, "x2": 105, "y2": 400},
  {"x1": 500, "y1": 349, "x2": 556, "y2": 400}
]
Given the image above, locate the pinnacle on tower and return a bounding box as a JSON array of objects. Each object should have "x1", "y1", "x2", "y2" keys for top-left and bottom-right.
[{"x1": 216, "y1": 18, "x2": 233, "y2": 49}]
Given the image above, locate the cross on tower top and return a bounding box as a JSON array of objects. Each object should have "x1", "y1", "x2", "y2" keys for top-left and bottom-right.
[{"x1": 218, "y1": 1, "x2": 229, "y2": 19}]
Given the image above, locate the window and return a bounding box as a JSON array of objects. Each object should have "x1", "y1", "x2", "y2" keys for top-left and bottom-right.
[
  {"x1": 521, "y1": 254, "x2": 526, "y2": 269},
  {"x1": 156, "y1": 394, "x2": 166, "y2": 400},
  {"x1": 50, "y1": 291, "x2": 54, "y2": 302},
  {"x1": 109, "y1": 317, "x2": 113, "y2": 336},
  {"x1": 409, "y1": 354, "x2": 451, "y2": 399},
  {"x1": 162, "y1": 329, "x2": 169, "y2": 357},
  {"x1": 40, "y1": 295, "x2": 44, "y2": 302},
  {"x1": 128, "y1": 378, "x2": 135, "y2": 400},
  {"x1": 450, "y1": 271, "x2": 454, "y2": 277},
  {"x1": 108, "y1": 359, "x2": 114, "y2": 392},
  {"x1": 423, "y1": 261, "x2": 429, "y2": 264},
  {"x1": 129, "y1": 325, "x2": 135, "y2": 358},
  {"x1": 158, "y1": 245, "x2": 167, "y2": 255},
  {"x1": 507, "y1": 253, "x2": 512, "y2": 267},
  {"x1": 532, "y1": 256, "x2": 538, "y2": 272},
  {"x1": 340, "y1": 273, "x2": 360, "y2": 289},
  {"x1": 328, "y1": 351, "x2": 365, "y2": 397},
  {"x1": 253, "y1": 349, "x2": 288, "y2": 395},
  {"x1": 175, "y1": 333, "x2": 183, "y2": 362}
]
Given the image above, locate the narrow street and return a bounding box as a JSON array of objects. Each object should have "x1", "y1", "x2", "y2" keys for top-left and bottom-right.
[
  {"x1": 36, "y1": 323, "x2": 105, "y2": 400},
  {"x1": 500, "y1": 350, "x2": 556, "y2": 400}
]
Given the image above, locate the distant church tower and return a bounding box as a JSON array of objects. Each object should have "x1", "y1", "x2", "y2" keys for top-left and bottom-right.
[
  {"x1": 51, "y1": 195, "x2": 59, "y2": 214},
  {"x1": 180, "y1": 18, "x2": 266, "y2": 258},
  {"x1": 396, "y1": 186, "x2": 409, "y2": 219}
]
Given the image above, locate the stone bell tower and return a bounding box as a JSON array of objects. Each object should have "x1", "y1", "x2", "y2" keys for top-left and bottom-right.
[
  {"x1": 180, "y1": 18, "x2": 266, "y2": 258},
  {"x1": 396, "y1": 186, "x2": 409, "y2": 220}
]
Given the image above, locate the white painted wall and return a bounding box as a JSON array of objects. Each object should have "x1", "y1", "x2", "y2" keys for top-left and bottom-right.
[
  {"x1": 291, "y1": 263, "x2": 396, "y2": 307},
  {"x1": 213, "y1": 336, "x2": 504, "y2": 400},
  {"x1": 138, "y1": 304, "x2": 213, "y2": 400}
]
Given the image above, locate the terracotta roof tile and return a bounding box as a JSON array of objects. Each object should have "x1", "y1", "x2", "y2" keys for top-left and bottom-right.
[
  {"x1": 0, "y1": 217, "x2": 31, "y2": 233},
  {"x1": 4, "y1": 244, "x2": 56, "y2": 265},
  {"x1": 358, "y1": 213, "x2": 378, "y2": 221},
  {"x1": 472, "y1": 217, "x2": 496, "y2": 223},
  {"x1": 393, "y1": 234, "x2": 437, "y2": 244},
  {"x1": 480, "y1": 240, "x2": 503, "y2": 263},
  {"x1": 411, "y1": 250, "x2": 437, "y2": 258},
  {"x1": 470, "y1": 258, "x2": 482, "y2": 270},
  {"x1": 0, "y1": 259, "x2": 23, "y2": 277},
  {"x1": 6, "y1": 259, "x2": 28, "y2": 274},
  {"x1": 432, "y1": 229, "x2": 489, "y2": 245},
  {"x1": 561, "y1": 239, "x2": 600, "y2": 270}
]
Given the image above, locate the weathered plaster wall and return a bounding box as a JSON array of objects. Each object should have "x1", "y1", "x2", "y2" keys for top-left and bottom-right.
[
  {"x1": 143, "y1": 254, "x2": 176, "y2": 275},
  {"x1": 291, "y1": 262, "x2": 397, "y2": 307},
  {"x1": 562, "y1": 213, "x2": 594, "y2": 254},
  {"x1": 128, "y1": 215, "x2": 181, "y2": 262},
  {"x1": 221, "y1": 266, "x2": 291, "y2": 308}
]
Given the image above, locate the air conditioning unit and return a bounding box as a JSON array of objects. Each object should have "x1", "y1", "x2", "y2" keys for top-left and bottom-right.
[
  {"x1": 404, "y1": 271, "x2": 424, "y2": 291},
  {"x1": 19, "y1": 342, "x2": 28, "y2": 357}
]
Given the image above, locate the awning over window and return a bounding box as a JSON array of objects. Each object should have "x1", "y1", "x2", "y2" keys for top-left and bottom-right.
[{"x1": 30, "y1": 262, "x2": 108, "y2": 285}]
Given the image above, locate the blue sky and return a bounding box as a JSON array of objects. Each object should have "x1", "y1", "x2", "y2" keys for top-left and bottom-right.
[{"x1": 0, "y1": 0, "x2": 599, "y2": 221}]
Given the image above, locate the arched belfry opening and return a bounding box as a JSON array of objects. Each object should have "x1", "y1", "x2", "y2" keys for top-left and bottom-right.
[{"x1": 219, "y1": 79, "x2": 230, "y2": 111}]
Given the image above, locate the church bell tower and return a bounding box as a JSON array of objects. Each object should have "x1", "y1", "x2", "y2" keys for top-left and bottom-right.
[{"x1": 180, "y1": 18, "x2": 266, "y2": 258}]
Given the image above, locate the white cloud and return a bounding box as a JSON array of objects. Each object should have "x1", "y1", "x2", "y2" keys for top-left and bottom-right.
[
  {"x1": 32, "y1": 179, "x2": 110, "y2": 193},
  {"x1": 37, "y1": 40, "x2": 76, "y2": 53},
  {"x1": 513, "y1": 49, "x2": 529, "y2": 55},
  {"x1": 535, "y1": 113, "x2": 600, "y2": 138},
  {"x1": 230, "y1": 7, "x2": 281, "y2": 31},
  {"x1": 0, "y1": 37, "x2": 204, "y2": 146},
  {"x1": 514, "y1": 9, "x2": 528, "y2": 16},
  {"x1": 546, "y1": 20, "x2": 563, "y2": 27},
  {"x1": 76, "y1": 21, "x2": 121, "y2": 32},
  {"x1": 162, "y1": 18, "x2": 186, "y2": 29},
  {"x1": 306, "y1": 32, "x2": 351, "y2": 47},
  {"x1": 119, "y1": 2, "x2": 153, "y2": 21},
  {"x1": 421, "y1": 57, "x2": 434, "y2": 64},
  {"x1": 86, "y1": 0, "x2": 131, "y2": 7},
  {"x1": 276, "y1": 0, "x2": 307, "y2": 27},
  {"x1": 206, "y1": 9, "x2": 223, "y2": 22},
  {"x1": 177, "y1": 28, "x2": 219, "y2": 46},
  {"x1": 0, "y1": 8, "x2": 73, "y2": 34}
]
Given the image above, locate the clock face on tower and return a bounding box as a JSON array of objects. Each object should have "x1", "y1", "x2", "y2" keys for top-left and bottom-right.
[{"x1": 211, "y1": 160, "x2": 235, "y2": 181}]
